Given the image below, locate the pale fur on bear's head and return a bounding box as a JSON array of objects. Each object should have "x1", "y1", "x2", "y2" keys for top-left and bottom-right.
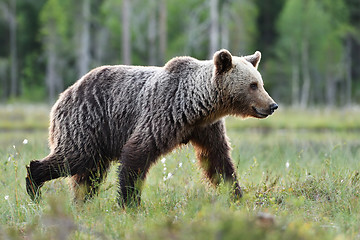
[{"x1": 213, "y1": 49, "x2": 278, "y2": 119}]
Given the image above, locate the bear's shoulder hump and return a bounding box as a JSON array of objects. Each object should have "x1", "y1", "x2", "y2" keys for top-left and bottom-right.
[{"x1": 164, "y1": 56, "x2": 198, "y2": 73}]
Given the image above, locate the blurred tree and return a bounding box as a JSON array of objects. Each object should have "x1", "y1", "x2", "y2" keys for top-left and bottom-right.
[
  {"x1": 219, "y1": 1, "x2": 229, "y2": 50},
  {"x1": 0, "y1": 0, "x2": 18, "y2": 98},
  {"x1": 100, "y1": 0, "x2": 122, "y2": 64},
  {"x1": 77, "y1": 0, "x2": 91, "y2": 77},
  {"x1": 147, "y1": 0, "x2": 158, "y2": 65},
  {"x1": 0, "y1": 0, "x2": 359, "y2": 105},
  {"x1": 183, "y1": 0, "x2": 257, "y2": 59},
  {"x1": 122, "y1": 0, "x2": 131, "y2": 64},
  {"x1": 317, "y1": 0, "x2": 350, "y2": 106},
  {"x1": 18, "y1": 0, "x2": 46, "y2": 101},
  {"x1": 286, "y1": 0, "x2": 313, "y2": 107},
  {"x1": 209, "y1": 0, "x2": 219, "y2": 58},
  {"x1": 103, "y1": 0, "x2": 168, "y2": 66},
  {"x1": 225, "y1": 0, "x2": 258, "y2": 54},
  {"x1": 0, "y1": 58, "x2": 8, "y2": 101},
  {"x1": 0, "y1": 11, "x2": 9, "y2": 100},
  {"x1": 276, "y1": 0, "x2": 350, "y2": 107},
  {"x1": 40, "y1": 0, "x2": 71, "y2": 102},
  {"x1": 344, "y1": 0, "x2": 360, "y2": 103},
  {"x1": 254, "y1": 0, "x2": 285, "y2": 57},
  {"x1": 159, "y1": 0, "x2": 167, "y2": 65},
  {"x1": 93, "y1": 0, "x2": 109, "y2": 67}
]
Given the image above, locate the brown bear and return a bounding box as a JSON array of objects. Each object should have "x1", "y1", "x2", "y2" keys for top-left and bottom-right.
[{"x1": 26, "y1": 49, "x2": 278, "y2": 207}]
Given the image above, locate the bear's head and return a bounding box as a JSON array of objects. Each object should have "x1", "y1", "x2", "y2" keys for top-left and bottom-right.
[{"x1": 213, "y1": 49, "x2": 278, "y2": 119}]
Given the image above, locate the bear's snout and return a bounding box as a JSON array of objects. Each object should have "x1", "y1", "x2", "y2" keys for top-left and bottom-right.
[
  {"x1": 252, "y1": 102, "x2": 278, "y2": 119},
  {"x1": 269, "y1": 103, "x2": 278, "y2": 114}
]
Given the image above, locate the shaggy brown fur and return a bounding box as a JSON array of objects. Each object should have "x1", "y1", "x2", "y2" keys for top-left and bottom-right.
[{"x1": 25, "y1": 49, "x2": 277, "y2": 207}]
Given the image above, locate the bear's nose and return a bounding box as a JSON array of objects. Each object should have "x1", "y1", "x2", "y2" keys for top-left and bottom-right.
[{"x1": 269, "y1": 103, "x2": 278, "y2": 113}]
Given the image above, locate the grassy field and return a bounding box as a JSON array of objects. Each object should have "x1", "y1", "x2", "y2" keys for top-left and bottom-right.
[{"x1": 1, "y1": 104, "x2": 360, "y2": 239}]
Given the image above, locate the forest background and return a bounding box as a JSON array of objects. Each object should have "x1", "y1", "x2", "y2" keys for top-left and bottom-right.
[{"x1": 0, "y1": 0, "x2": 360, "y2": 107}]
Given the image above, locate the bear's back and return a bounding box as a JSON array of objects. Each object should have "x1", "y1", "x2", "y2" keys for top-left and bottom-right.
[{"x1": 49, "y1": 65, "x2": 162, "y2": 157}]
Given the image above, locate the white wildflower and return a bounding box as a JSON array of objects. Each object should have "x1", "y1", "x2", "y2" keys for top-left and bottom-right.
[
  {"x1": 23, "y1": 139, "x2": 28, "y2": 145},
  {"x1": 179, "y1": 162, "x2": 183, "y2": 168},
  {"x1": 161, "y1": 158, "x2": 166, "y2": 164},
  {"x1": 286, "y1": 162, "x2": 290, "y2": 169},
  {"x1": 4, "y1": 195, "x2": 9, "y2": 200},
  {"x1": 13, "y1": 145, "x2": 16, "y2": 149},
  {"x1": 163, "y1": 172, "x2": 173, "y2": 181}
]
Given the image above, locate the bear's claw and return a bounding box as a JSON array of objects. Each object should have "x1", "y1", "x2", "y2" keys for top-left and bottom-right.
[{"x1": 25, "y1": 165, "x2": 41, "y2": 202}]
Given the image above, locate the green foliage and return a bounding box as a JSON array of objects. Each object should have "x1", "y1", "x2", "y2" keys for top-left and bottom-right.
[
  {"x1": 228, "y1": 0, "x2": 258, "y2": 53},
  {"x1": 274, "y1": 0, "x2": 355, "y2": 105},
  {"x1": 1, "y1": 0, "x2": 360, "y2": 104},
  {"x1": 39, "y1": 0, "x2": 71, "y2": 40}
]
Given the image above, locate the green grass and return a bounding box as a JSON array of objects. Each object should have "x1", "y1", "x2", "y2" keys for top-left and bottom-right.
[
  {"x1": 0, "y1": 104, "x2": 50, "y2": 131},
  {"x1": 1, "y1": 105, "x2": 360, "y2": 239},
  {"x1": 2, "y1": 104, "x2": 360, "y2": 131},
  {"x1": 226, "y1": 107, "x2": 360, "y2": 130}
]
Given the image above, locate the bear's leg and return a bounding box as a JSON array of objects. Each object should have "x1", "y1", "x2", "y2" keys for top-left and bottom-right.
[
  {"x1": 118, "y1": 164, "x2": 145, "y2": 207},
  {"x1": 26, "y1": 153, "x2": 69, "y2": 201},
  {"x1": 26, "y1": 153, "x2": 99, "y2": 201},
  {"x1": 190, "y1": 120, "x2": 242, "y2": 199},
  {"x1": 70, "y1": 160, "x2": 110, "y2": 202},
  {"x1": 118, "y1": 134, "x2": 160, "y2": 207}
]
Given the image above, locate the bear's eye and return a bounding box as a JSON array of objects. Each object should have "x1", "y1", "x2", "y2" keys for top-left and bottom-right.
[{"x1": 250, "y1": 83, "x2": 258, "y2": 90}]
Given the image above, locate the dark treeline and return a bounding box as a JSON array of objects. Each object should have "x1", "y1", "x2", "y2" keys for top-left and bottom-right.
[{"x1": 0, "y1": 0, "x2": 359, "y2": 106}]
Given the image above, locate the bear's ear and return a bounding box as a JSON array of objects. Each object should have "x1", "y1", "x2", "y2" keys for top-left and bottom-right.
[
  {"x1": 213, "y1": 49, "x2": 233, "y2": 74},
  {"x1": 244, "y1": 51, "x2": 261, "y2": 69}
]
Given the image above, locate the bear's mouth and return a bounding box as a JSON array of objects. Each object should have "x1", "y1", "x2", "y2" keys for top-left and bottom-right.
[{"x1": 252, "y1": 107, "x2": 269, "y2": 118}]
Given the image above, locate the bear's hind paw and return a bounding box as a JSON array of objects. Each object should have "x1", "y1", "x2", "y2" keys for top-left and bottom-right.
[{"x1": 25, "y1": 165, "x2": 42, "y2": 202}]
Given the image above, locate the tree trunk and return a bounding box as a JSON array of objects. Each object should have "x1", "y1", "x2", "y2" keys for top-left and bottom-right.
[
  {"x1": 9, "y1": 0, "x2": 18, "y2": 97},
  {"x1": 300, "y1": 38, "x2": 310, "y2": 108},
  {"x1": 45, "y1": 21, "x2": 63, "y2": 103},
  {"x1": 94, "y1": 27, "x2": 109, "y2": 66},
  {"x1": 345, "y1": 35, "x2": 352, "y2": 106},
  {"x1": 0, "y1": 60, "x2": 8, "y2": 101},
  {"x1": 220, "y1": 3, "x2": 229, "y2": 50},
  {"x1": 46, "y1": 41, "x2": 57, "y2": 103},
  {"x1": 159, "y1": 0, "x2": 167, "y2": 65},
  {"x1": 326, "y1": 74, "x2": 336, "y2": 107},
  {"x1": 122, "y1": 0, "x2": 131, "y2": 65},
  {"x1": 209, "y1": 0, "x2": 219, "y2": 58},
  {"x1": 148, "y1": 0, "x2": 157, "y2": 66},
  {"x1": 78, "y1": 0, "x2": 91, "y2": 77},
  {"x1": 291, "y1": 49, "x2": 300, "y2": 106}
]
